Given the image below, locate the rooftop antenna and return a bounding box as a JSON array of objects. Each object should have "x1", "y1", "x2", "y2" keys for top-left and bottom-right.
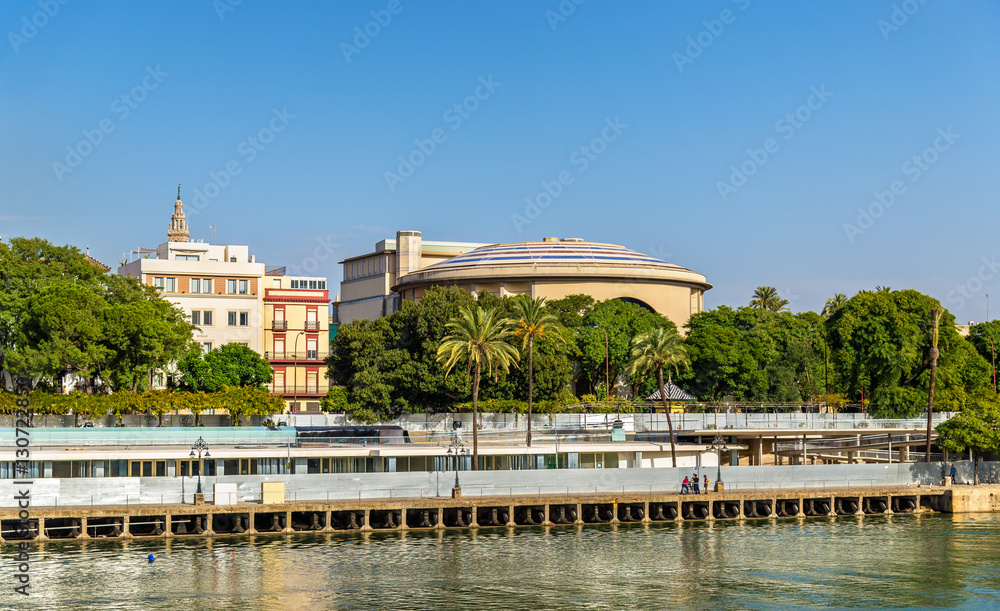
[{"x1": 177, "y1": 184, "x2": 181, "y2": 200}]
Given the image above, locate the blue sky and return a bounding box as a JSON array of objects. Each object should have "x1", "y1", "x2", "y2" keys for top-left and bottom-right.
[{"x1": 1, "y1": 1, "x2": 998, "y2": 319}]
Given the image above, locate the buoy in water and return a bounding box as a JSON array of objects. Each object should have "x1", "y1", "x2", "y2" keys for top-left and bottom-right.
[{"x1": 147, "y1": 554, "x2": 154, "y2": 563}]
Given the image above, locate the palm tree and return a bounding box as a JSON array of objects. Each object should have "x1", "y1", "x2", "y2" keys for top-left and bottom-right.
[
  {"x1": 822, "y1": 293, "x2": 848, "y2": 318},
  {"x1": 626, "y1": 327, "x2": 690, "y2": 467},
  {"x1": 749, "y1": 286, "x2": 789, "y2": 312},
  {"x1": 437, "y1": 306, "x2": 520, "y2": 469},
  {"x1": 925, "y1": 306, "x2": 944, "y2": 462},
  {"x1": 512, "y1": 296, "x2": 567, "y2": 447}
]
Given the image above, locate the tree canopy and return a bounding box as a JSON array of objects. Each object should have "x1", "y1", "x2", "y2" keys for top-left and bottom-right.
[{"x1": 176, "y1": 343, "x2": 274, "y2": 392}]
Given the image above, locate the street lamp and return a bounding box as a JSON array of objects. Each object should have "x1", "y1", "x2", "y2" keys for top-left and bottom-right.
[
  {"x1": 189, "y1": 436, "x2": 210, "y2": 496},
  {"x1": 707, "y1": 433, "x2": 728, "y2": 492},
  {"x1": 447, "y1": 433, "x2": 468, "y2": 498}
]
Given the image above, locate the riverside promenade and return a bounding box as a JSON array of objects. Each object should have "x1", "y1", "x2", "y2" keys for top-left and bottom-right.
[{"x1": 4, "y1": 483, "x2": 997, "y2": 543}]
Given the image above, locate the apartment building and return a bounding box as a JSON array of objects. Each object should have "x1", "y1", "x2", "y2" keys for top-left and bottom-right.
[{"x1": 262, "y1": 269, "x2": 331, "y2": 412}]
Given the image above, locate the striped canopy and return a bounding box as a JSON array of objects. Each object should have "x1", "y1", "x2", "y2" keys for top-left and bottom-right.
[{"x1": 645, "y1": 380, "x2": 695, "y2": 401}]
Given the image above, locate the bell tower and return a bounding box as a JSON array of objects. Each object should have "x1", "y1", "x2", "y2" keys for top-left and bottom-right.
[{"x1": 167, "y1": 184, "x2": 190, "y2": 243}]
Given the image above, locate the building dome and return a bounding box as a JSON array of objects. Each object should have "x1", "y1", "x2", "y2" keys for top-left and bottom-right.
[{"x1": 392, "y1": 238, "x2": 711, "y2": 327}]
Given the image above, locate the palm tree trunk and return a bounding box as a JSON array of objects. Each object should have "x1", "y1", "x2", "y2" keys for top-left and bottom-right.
[
  {"x1": 925, "y1": 350, "x2": 938, "y2": 462},
  {"x1": 472, "y1": 363, "x2": 480, "y2": 471},
  {"x1": 527, "y1": 336, "x2": 534, "y2": 448},
  {"x1": 658, "y1": 367, "x2": 677, "y2": 467}
]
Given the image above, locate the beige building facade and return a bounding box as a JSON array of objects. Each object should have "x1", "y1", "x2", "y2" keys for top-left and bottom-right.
[
  {"x1": 262, "y1": 272, "x2": 331, "y2": 412},
  {"x1": 338, "y1": 230, "x2": 486, "y2": 323}
]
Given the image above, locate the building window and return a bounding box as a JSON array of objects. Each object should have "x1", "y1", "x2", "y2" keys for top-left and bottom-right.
[
  {"x1": 191, "y1": 310, "x2": 212, "y2": 326},
  {"x1": 153, "y1": 277, "x2": 164, "y2": 290},
  {"x1": 165, "y1": 278, "x2": 177, "y2": 292},
  {"x1": 203, "y1": 342, "x2": 212, "y2": 352},
  {"x1": 176, "y1": 254, "x2": 200, "y2": 261},
  {"x1": 228, "y1": 311, "x2": 237, "y2": 326},
  {"x1": 290, "y1": 280, "x2": 298, "y2": 289},
  {"x1": 227, "y1": 279, "x2": 236, "y2": 294},
  {"x1": 230, "y1": 257, "x2": 237, "y2": 263},
  {"x1": 319, "y1": 281, "x2": 326, "y2": 289},
  {"x1": 239, "y1": 312, "x2": 249, "y2": 326},
  {"x1": 238, "y1": 279, "x2": 249, "y2": 294},
  {"x1": 191, "y1": 278, "x2": 200, "y2": 293}
]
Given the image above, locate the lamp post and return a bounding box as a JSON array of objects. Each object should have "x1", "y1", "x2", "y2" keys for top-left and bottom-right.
[
  {"x1": 707, "y1": 432, "x2": 728, "y2": 492},
  {"x1": 447, "y1": 434, "x2": 467, "y2": 498},
  {"x1": 292, "y1": 331, "x2": 305, "y2": 414},
  {"x1": 189, "y1": 436, "x2": 210, "y2": 496}
]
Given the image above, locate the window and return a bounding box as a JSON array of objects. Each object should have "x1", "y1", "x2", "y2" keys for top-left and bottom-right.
[
  {"x1": 202, "y1": 311, "x2": 212, "y2": 326},
  {"x1": 152, "y1": 277, "x2": 164, "y2": 290},
  {"x1": 202, "y1": 279, "x2": 213, "y2": 293},
  {"x1": 238, "y1": 279, "x2": 249, "y2": 294},
  {"x1": 202, "y1": 342, "x2": 212, "y2": 352},
  {"x1": 230, "y1": 257, "x2": 237, "y2": 263},
  {"x1": 290, "y1": 280, "x2": 298, "y2": 289},
  {"x1": 191, "y1": 311, "x2": 201, "y2": 325},
  {"x1": 191, "y1": 278, "x2": 201, "y2": 293},
  {"x1": 176, "y1": 254, "x2": 200, "y2": 261},
  {"x1": 227, "y1": 279, "x2": 237, "y2": 294},
  {"x1": 165, "y1": 278, "x2": 177, "y2": 292},
  {"x1": 228, "y1": 311, "x2": 237, "y2": 326},
  {"x1": 239, "y1": 312, "x2": 249, "y2": 326},
  {"x1": 319, "y1": 281, "x2": 326, "y2": 289}
]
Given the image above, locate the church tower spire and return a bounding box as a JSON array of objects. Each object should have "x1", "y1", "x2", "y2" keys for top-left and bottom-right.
[{"x1": 167, "y1": 184, "x2": 190, "y2": 242}]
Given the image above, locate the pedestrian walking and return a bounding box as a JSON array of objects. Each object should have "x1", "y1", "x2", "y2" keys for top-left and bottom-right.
[
  {"x1": 692, "y1": 473, "x2": 700, "y2": 494},
  {"x1": 950, "y1": 464, "x2": 957, "y2": 484},
  {"x1": 681, "y1": 476, "x2": 690, "y2": 494},
  {"x1": 703, "y1": 475, "x2": 710, "y2": 494}
]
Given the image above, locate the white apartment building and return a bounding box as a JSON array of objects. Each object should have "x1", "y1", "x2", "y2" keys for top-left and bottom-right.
[{"x1": 117, "y1": 193, "x2": 265, "y2": 354}]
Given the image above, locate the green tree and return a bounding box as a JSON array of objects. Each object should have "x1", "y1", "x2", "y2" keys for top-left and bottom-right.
[
  {"x1": 936, "y1": 394, "x2": 1000, "y2": 485},
  {"x1": 827, "y1": 289, "x2": 989, "y2": 417},
  {"x1": 822, "y1": 293, "x2": 848, "y2": 318},
  {"x1": 437, "y1": 306, "x2": 520, "y2": 468},
  {"x1": 100, "y1": 276, "x2": 195, "y2": 391},
  {"x1": 512, "y1": 295, "x2": 567, "y2": 446},
  {"x1": 578, "y1": 299, "x2": 676, "y2": 398},
  {"x1": 177, "y1": 343, "x2": 273, "y2": 392},
  {"x1": 967, "y1": 321, "x2": 1000, "y2": 393},
  {"x1": 4, "y1": 283, "x2": 109, "y2": 386},
  {"x1": 749, "y1": 286, "x2": 789, "y2": 312},
  {"x1": 626, "y1": 327, "x2": 690, "y2": 466}
]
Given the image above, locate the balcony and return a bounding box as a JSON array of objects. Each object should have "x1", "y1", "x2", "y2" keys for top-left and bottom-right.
[
  {"x1": 304, "y1": 321, "x2": 321, "y2": 331},
  {"x1": 265, "y1": 351, "x2": 326, "y2": 361},
  {"x1": 272, "y1": 320, "x2": 288, "y2": 330},
  {"x1": 269, "y1": 384, "x2": 326, "y2": 396}
]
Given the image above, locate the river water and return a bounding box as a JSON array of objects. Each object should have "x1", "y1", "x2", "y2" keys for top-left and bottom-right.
[{"x1": 2, "y1": 513, "x2": 998, "y2": 610}]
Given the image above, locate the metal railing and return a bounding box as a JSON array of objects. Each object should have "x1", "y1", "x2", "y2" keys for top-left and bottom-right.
[{"x1": 265, "y1": 351, "x2": 324, "y2": 360}]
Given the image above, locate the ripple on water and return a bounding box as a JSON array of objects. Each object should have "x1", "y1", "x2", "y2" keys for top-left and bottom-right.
[{"x1": 0, "y1": 514, "x2": 998, "y2": 610}]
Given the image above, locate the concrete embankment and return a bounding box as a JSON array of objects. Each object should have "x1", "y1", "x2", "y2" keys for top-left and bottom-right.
[{"x1": 1, "y1": 484, "x2": 986, "y2": 543}]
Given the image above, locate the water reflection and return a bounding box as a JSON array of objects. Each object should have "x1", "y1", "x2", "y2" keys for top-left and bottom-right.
[{"x1": 2, "y1": 514, "x2": 999, "y2": 610}]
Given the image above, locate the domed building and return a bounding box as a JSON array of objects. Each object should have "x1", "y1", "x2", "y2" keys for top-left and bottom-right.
[{"x1": 391, "y1": 236, "x2": 711, "y2": 329}]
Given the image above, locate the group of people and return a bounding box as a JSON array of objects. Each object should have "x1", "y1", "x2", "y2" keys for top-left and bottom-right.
[{"x1": 681, "y1": 474, "x2": 709, "y2": 495}]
